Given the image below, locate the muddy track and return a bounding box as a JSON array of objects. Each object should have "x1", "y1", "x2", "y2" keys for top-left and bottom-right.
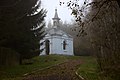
[{"x1": 23, "y1": 59, "x2": 82, "y2": 80}]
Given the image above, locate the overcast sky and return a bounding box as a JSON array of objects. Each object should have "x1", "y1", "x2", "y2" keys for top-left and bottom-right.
[{"x1": 41, "y1": 0, "x2": 85, "y2": 24}]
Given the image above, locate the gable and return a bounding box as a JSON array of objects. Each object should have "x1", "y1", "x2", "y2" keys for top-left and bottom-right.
[{"x1": 45, "y1": 27, "x2": 73, "y2": 39}]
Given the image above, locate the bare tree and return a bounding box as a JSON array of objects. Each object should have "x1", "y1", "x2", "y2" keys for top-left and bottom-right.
[{"x1": 60, "y1": 0, "x2": 120, "y2": 80}]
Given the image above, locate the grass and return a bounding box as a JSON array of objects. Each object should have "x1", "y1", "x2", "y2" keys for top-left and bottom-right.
[
  {"x1": 0, "y1": 54, "x2": 80, "y2": 80},
  {"x1": 0, "y1": 55, "x2": 99, "y2": 80},
  {"x1": 77, "y1": 56, "x2": 99, "y2": 80}
]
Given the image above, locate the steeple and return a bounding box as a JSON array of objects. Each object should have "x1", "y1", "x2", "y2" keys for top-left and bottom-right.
[{"x1": 52, "y1": 9, "x2": 60, "y2": 27}]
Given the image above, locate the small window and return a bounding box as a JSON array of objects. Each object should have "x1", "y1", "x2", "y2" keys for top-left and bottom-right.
[
  {"x1": 54, "y1": 21, "x2": 57, "y2": 26},
  {"x1": 63, "y1": 40, "x2": 67, "y2": 50}
]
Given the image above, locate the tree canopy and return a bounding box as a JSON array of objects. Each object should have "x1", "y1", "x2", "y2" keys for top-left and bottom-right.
[
  {"x1": 60, "y1": 0, "x2": 120, "y2": 80},
  {"x1": 0, "y1": 0, "x2": 46, "y2": 63}
]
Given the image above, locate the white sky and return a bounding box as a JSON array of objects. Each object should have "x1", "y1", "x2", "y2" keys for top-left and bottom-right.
[{"x1": 41, "y1": 0, "x2": 85, "y2": 24}]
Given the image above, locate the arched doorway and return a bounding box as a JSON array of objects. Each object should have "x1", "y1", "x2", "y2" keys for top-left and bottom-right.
[
  {"x1": 45, "y1": 39, "x2": 50, "y2": 55},
  {"x1": 63, "y1": 40, "x2": 67, "y2": 50}
]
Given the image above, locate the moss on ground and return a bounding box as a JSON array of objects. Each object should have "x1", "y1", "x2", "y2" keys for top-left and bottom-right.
[{"x1": 77, "y1": 56, "x2": 99, "y2": 80}]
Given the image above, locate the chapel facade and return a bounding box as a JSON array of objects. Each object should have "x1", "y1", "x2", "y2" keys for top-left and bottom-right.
[{"x1": 40, "y1": 9, "x2": 74, "y2": 55}]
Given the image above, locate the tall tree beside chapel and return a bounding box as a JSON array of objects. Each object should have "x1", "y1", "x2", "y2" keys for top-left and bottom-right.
[{"x1": 0, "y1": 0, "x2": 46, "y2": 64}]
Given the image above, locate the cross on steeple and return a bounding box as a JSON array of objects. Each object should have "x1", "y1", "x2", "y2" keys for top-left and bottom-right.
[{"x1": 52, "y1": 9, "x2": 60, "y2": 28}]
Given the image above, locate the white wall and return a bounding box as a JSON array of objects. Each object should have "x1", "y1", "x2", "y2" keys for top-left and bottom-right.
[{"x1": 40, "y1": 34, "x2": 74, "y2": 55}]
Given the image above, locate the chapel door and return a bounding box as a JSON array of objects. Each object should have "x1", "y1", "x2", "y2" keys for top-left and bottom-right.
[{"x1": 45, "y1": 39, "x2": 50, "y2": 55}]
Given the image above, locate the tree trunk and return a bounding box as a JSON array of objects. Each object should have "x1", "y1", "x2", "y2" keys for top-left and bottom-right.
[{"x1": 19, "y1": 55, "x2": 22, "y2": 65}]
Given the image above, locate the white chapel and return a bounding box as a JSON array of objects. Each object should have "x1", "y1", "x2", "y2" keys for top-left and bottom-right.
[{"x1": 40, "y1": 9, "x2": 74, "y2": 55}]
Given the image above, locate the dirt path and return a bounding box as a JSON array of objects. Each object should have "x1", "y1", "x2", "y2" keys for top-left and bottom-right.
[{"x1": 23, "y1": 59, "x2": 82, "y2": 80}]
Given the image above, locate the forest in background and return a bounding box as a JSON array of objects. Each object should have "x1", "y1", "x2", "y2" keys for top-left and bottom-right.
[{"x1": 59, "y1": 0, "x2": 120, "y2": 80}]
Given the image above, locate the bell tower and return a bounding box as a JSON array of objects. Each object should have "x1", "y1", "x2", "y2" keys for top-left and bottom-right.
[{"x1": 52, "y1": 9, "x2": 60, "y2": 28}]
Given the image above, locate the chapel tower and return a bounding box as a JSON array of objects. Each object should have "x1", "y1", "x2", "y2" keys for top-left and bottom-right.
[{"x1": 52, "y1": 9, "x2": 60, "y2": 28}]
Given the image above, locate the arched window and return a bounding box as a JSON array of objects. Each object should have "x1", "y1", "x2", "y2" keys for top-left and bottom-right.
[
  {"x1": 63, "y1": 40, "x2": 67, "y2": 50},
  {"x1": 53, "y1": 21, "x2": 57, "y2": 26}
]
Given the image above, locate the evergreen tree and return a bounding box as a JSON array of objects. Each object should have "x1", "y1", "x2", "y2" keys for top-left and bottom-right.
[{"x1": 0, "y1": 0, "x2": 46, "y2": 63}]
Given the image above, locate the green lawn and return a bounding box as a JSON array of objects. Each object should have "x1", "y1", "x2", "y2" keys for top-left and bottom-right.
[
  {"x1": 0, "y1": 54, "x2": 80, "y2": 80},
  {"x1": 0, "y1": 55, "x2": 98, "y2": 80},
  {"x1": 77, "y1": 56, "x2": 99, "y2": 80}
]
